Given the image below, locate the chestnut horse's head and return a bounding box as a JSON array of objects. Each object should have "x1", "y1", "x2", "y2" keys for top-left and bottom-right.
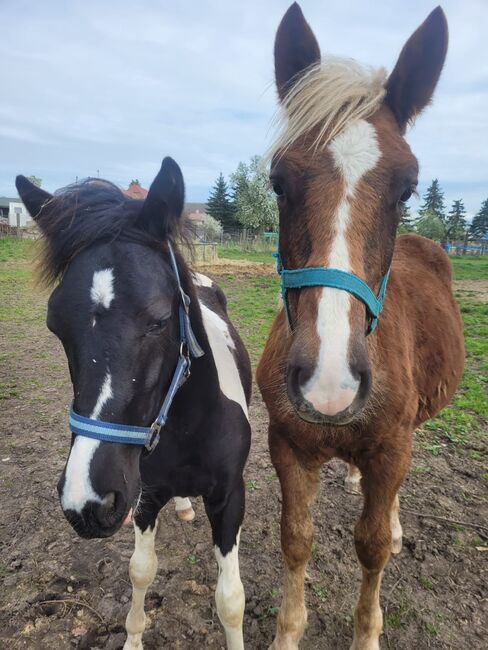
[{"x1": 270, "y1": 4, "x2": 448, "y2": 425}]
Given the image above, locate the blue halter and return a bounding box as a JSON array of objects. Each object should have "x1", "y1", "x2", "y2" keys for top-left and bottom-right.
[
  {"x1": 274, "y1": 252, "x2": 390, "y2": 335},
  {"x1": 69, "y1": 242, "x2": 204, "y2": 452}
]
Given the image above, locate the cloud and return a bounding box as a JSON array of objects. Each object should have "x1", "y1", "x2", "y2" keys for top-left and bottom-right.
[{"x1": 0, "y1": 0, "x2": 486, "y2": 215}]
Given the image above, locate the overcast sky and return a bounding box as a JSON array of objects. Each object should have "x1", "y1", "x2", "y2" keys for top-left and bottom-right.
[{"x1": 1, "y1": 0, "x2": 486, "y2": 217}]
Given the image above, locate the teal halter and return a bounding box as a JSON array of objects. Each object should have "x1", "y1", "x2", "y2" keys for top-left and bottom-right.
[{"x1": 274, "y1": 252, "x2": 390, "y2": 335}]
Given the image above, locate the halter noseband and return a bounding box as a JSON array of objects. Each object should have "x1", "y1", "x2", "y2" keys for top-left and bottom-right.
[
  {"x1": 69, "y1": 242, "x2": 204, "y2": 452},
  {"x1": 274, "y1": 252, "x2": 390, "y2": 335}
]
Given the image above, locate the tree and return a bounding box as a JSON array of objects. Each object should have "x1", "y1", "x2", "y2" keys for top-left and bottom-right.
[
  {"x1": 445, "y1": 199, "x2": 467, "y2": 242},
  {"x1": 418, "y1": 179, "x2": 446, "y2": 221},
  {"x1": 206, "y1": 173, "x2": 237, "y2": 231},
  {"x1": 27, "y1": 176, "x2": 42, "y2": 188},
  {"x1": 398, "y1": 204, "x2": 415, "y2": 233},
  {"x1": 469, "y1": 198, "x2": 488, "y2": 240},
  {"x1": 415, "y1": 210, "x2": 445, "y2": 241},
  {"x1": 200, "y1": 213, "x2": 222, "y2": 242},
  {"x1": 230, "y1": 156, "x2": 278, "y2": 232}
]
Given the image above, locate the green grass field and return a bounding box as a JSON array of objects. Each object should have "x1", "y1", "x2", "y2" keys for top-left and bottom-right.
[{"x1": 1, "y1": 237, "x2": 486, "y2": 448}]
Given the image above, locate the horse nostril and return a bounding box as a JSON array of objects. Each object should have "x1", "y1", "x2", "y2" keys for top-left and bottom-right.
[
  {"x1": 102, "y1": 491, "x2": 116, "y2": 509},
  {"x1": 95, "y1": 491, "x2": 124, "y2": 528}
]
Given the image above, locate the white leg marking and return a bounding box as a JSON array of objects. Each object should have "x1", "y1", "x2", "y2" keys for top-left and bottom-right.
[
  {"x1": 345, "y1": 464, "x2": 362, "y2": 495},
  {"x1": 61, "y1": 373, "x2": 113, "y2": 512},
  {"x1": 124, "y1": 523, "x2": 158, "y2": 650},
  {"x1": 200, "y1": 303, "x2": 248, "y2": 419},
  {"x1": 90, "y1": 268, "x2": 115, "y2": 308},
  {"x1": 215, "y1": 530, "x2": 245, "y2": 650},
  {"x1": 303, "y1": 120, "x2": 381, "y2": 416},
  {"x1": 390, "y1": 494, "x2": 403, "y2": 554},
  {"x1": 173, "y1": 496, "x2": 195, "y2": 522}
]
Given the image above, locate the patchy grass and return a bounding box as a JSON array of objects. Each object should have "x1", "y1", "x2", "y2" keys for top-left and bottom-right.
[
  {"x1": 2, "y1": 237, "x2": 486, "y2": 450},
  {"x1": 449, "y1": 255, "x2": 488, "y2": 280},
  {"x1": 216, "y1": 274, "x2": 280, "y2": 365},
  {"x1": 217, "y1": 246, "x2": 275, "y2": 265},
  {"x1": 0, "y1": 237, "x2": 35, "y2": 263}
]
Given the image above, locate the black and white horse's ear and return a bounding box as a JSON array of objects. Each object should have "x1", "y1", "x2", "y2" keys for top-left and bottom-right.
[
  {"x1": 137, "y1": 157, "x2": 185, "y2": 240},
  {"x1": 385, "y1": 6, "x2": 448, "y2": 131},
  {"x1": 274, "y1": 3, "x2": 321, "y2": 102},
  {"x1": 15, "y1": 175, "x2": 53, "y2": 226}
]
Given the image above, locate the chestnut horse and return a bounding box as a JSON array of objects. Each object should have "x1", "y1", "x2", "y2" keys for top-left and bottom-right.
[{"x1": 257, "y1": 4, "x2": 464, "y2": 649}]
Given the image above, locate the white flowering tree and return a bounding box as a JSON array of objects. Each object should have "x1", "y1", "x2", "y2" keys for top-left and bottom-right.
[{"x1": 231, "y1": 156, "x2": 278, "y2": 232}]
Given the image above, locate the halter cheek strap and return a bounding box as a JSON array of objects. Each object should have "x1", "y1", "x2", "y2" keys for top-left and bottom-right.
[
  {"x1": 274, "y1": 252, "x2": 390, "y2": 335},
  {"x1": 69, "y1": 241, "x2": 204, "y2": 452}
]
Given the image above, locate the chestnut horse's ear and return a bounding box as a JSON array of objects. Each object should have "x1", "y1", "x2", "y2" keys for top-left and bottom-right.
[
  {"x1": 15, "y1": 175, "x2": 53, "y2": 225},
  {"x1": 137, "y1": 157, "x2": 185, "y2": 240},
  {"x1": 385, "y1": 6, "x2": 448, "y2": 131},
  {"x1": 274, "y1": 3, "x2": 321, "y2": 101}
]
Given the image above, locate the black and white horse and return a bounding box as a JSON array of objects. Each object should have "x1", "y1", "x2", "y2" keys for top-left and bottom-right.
[{"x1": 16, "y1": 157, "x2": 252, "y2": 650}]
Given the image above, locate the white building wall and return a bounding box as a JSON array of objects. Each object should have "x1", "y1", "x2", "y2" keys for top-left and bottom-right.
[{"x1": 8, "y1": 202, "x2": 30, "y2": 227}]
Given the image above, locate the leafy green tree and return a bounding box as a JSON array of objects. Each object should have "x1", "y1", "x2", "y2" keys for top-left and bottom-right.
[
  {"x1": 27, "y1": 175, "x2": 42, "y2": 187},
  {"x1": 445, "y1": 199, "x2": 467, "y2": 242},
  {"x1": 231, "y1": 156, "x2": 278, "y2": 232},
  {"x1": 469, "y1": 198, "x2": 488, "y2": 240},
  {"x1": 415, "y1": 210, "x2": 445, "y2": 241},
  {"x1": 206, "y1": 173, "x2": 237, "y2": 231},
  {"x1": 398, "y1": 203, "x2": 415, "y2": 233}
]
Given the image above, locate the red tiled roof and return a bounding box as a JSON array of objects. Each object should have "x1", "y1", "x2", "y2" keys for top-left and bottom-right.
[{"x1": 125, "y1": 182, "x2": 148, "y2": 199}]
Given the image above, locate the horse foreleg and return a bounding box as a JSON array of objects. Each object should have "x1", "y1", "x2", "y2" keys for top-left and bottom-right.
[
  {"x1": 269, "y1": 430, "x2": 320, "y2": 650},
  {"x1": 204, "y1": 482, "x2": 246, "y2": 650},
  {"x1": 351, "y1": 452, "x2": 409, "y2": 650},
  {"x1": 123, "y1": 520, "x2": 158, "y2": 650},
  {"x1": 173, "y1": 496, "x2": 195, "y2": 522}
]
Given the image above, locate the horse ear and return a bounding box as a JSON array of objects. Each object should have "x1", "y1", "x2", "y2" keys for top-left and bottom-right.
[
  {"x1": 274, "y1": 2, "x2": 321, "y2": 102},
  {"x1": 385, "y1": 6, "x2": 448, "y2": 131},
  {"x1": 15, "y1": 175, "x2": 53, "y2": 225},
  {"x1": 137, "y1": 157, "x2": 185, "y2": 240}
]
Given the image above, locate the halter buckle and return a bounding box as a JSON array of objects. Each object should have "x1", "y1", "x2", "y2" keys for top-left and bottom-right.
[{"x1": 145, "y1": 422, "x2": 161, "y2": 452}]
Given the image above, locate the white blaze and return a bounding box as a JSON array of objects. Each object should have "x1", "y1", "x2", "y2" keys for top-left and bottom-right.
[
  {"x1": 90, "y1": 268, "x2": 114, "y2": 308},
  {"x1": 303, "y1": 120, "x2": 380, "y2": 416},
  {"x1": 61, "y1": 373, "x2": 112, "y2": 512}
]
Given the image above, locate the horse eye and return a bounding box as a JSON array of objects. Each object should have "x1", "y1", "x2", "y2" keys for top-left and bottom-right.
[
  {"x1": 399, "y1": 188, "x2": 413, "y2": 203},
  {"x1": 271, "y1": 181, "x2": 284, "y2": 197},
  {"x1": 145, "y1": 319, "x2": 167, "y2": 336}
]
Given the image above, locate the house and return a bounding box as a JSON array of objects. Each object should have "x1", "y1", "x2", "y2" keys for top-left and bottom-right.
[
  {"x1": 125, "y1": 180, "x2": 148, "y2": 200},
  {"x1": 0, "y1": 197, "x2": 30, "y2": 227}
]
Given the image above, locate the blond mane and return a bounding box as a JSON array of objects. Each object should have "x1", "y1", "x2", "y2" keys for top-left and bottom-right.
[{"x1": 269, "y1": 56, "x2": 387, "y2": 156}]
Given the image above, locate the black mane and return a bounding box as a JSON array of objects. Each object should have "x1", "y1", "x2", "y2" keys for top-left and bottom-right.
[{"x1": 35, "y1": 179, "x2": 174, "y2": 286}]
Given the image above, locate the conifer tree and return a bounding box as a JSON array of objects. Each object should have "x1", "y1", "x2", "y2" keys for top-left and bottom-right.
[
  {"x1": 418, "y1": 179, "x2": 446, "y2": 222},
  {"x1": 398, "y1": 203, "x2": 415, "y2": 233},
  {"x1": 469, "y1": 198, "x2": 488, "y2": 240},
  {"x1": 206, "y1": 173, "x2": 237, "y2": 231},
  {"x1": 445, "y1": 199, "x2": 467, "y2": 242}
]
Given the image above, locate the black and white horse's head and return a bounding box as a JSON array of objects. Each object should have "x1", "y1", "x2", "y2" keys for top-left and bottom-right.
[{"x1": 16, "y1": 158, "x2": 189, "y2": 539}]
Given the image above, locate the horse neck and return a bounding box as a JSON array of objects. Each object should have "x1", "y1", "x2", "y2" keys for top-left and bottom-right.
[{"x1": 167, "y1": 251, "x2": 221, "y2": 426}]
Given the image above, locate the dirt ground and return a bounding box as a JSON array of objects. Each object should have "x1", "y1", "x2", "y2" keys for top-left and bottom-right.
[{"x1": 1, "y1": 272, "x2": 487, "y2": 650}]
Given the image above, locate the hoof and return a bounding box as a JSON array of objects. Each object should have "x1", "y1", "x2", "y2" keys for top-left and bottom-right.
[
  {"x1": 123, "y1": 634, "x2": 143, "y2": 650},
  {"x1": 344, "y1": 478, "x2": 362, "y2": 495},
  {"x1": 391, "y1": 536, "x2": 402, "y2": 554},
  {"x1": 176, "y1": 506, "x2": 195, "y2": 522}
]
